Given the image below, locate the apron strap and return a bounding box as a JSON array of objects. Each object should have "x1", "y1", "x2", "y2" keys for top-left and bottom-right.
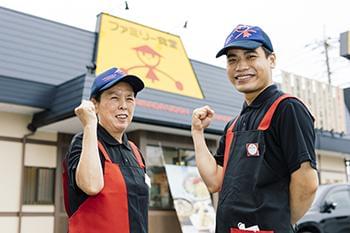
[
  {"x1": 258, "y1": 94, "x2": 292, "y2": 130},
  {"x1": 98, "y1": 140, "x2": 145, "y2": 169},
  {"x1": 223, "y1": 116, "x2": 239, "y2": 174},
  {"x1": 128, "y1": 140, "x2": 145, "y2": 169},
  {"x1": 97, "y1": 141, "x2": 112, "y2": 162}
]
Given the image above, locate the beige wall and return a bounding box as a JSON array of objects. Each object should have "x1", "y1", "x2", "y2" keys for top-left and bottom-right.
[
  {"x1": 0, "y1": 111, "x2": 57, "y2": 233},
  {"x1": 0, "y1": 141, "x2": 22, "y2": 212},
  {"x1": 318, "y1": 152, "x2": 348, "y2": 184},
  {"x1": 0, "y1": 112, "x2": 31, "y2": 137},
  {"x1": 24, "y1": 144, "x2": 57, "y2": 168},
  {"x1": 0, "y1": 217, "x2": 18, "y2": 233},
  {"x1": 21, "y1": 216, "x2": 54, "y2": 233}
]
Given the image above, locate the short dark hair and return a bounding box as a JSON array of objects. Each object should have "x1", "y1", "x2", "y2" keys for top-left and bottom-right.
[
  {"x1": 92, "y1": 92, "x2": 101, "y2": 102},
  {"x1": 262, "y1": 46, "x2": 273, "y2": 57}
]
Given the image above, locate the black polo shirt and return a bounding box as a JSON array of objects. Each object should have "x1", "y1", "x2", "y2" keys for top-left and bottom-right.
[
  {"x1": 215, "y1": 84, "x2": 317, "y2": 177},
  {"x1": 66, "y1": 124, "x2": 147, "y2": 216}
]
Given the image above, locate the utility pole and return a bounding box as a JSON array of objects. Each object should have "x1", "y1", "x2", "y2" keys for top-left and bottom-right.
[{"x1": 323, "y1": 25, "x2": 332, "y2": 85}]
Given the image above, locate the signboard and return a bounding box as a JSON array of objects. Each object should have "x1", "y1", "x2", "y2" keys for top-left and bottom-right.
[
  {"x1": 340, "y1": 31, "x2": 350, "y2": 59},
  {"x1": 95, "y1": 13, "x2": 204, "y2": 99},
  {"x1": 165, "y1": 165, "x2": 215, "y2": 233}
]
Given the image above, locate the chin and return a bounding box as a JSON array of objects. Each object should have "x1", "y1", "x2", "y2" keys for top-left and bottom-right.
[{"x1": 235, "y1": 86, "x2": 255, "y2": 93}]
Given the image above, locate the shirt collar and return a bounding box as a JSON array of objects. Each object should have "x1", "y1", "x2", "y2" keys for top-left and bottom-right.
[
  {"x1": 242, "y1": 84, "x2": 278, "y2": 112},
  {"x1": 97, "y1": 124, "x2": 131, "y2": 150}
]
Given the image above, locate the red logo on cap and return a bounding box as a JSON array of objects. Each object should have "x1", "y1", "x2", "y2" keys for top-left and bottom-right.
[{"x1": 234, "y1": 25, "x2": 256, "y2": 39}]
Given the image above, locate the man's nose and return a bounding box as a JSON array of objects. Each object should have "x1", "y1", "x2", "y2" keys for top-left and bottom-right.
[{"x1": 235, "y1": 59, "x2": 249, "y2": 71}]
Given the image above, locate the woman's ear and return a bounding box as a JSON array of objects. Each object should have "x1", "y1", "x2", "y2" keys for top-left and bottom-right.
[{"x1": 90, "y1": 98, "x2": 99, "y2": 114}]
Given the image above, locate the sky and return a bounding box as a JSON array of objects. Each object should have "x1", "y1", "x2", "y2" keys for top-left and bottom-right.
[{"x1": 2, "y1": 0, "x2": 350, "y2": 87}]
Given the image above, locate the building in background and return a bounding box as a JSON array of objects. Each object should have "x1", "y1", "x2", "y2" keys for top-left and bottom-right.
[
  {"x1": 280, "y1": 71, "x2": 346, "y2": 133},
  {"x1": 0, "y1": 6, "x2": 350, "y2": 233},
  {"x1": 280, "y1": 71, "x2": 350, "y2": 184}
]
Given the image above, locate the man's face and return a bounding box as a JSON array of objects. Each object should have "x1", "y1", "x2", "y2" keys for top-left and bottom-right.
[
  {"x1": 226, "y1": 46, "x2": 276, "y2": 96},
  {"x1": 94, "y1": 82, "x2": 135, "y2": 137}
]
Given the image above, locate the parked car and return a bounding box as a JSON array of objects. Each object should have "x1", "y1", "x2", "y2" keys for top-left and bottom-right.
[{"x1": 296, "y1": 183, "x2": 350, "y2": 233}]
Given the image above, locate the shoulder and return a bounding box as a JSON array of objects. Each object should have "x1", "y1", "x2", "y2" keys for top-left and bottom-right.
[
  {"x1": 275, "y1": 97, "x2": 314, "y2": 122},
  {"x1": 70, "y1": 132, "x2": 83, "y2": 146},
  {"x1": 66, "y1": 132, "x2": 83, "y2": 156}
]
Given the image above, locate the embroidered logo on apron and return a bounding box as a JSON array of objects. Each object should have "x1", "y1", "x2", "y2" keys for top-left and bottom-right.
[{"x1": 246, "y1": 143, "x2": 259, "y2": 157}]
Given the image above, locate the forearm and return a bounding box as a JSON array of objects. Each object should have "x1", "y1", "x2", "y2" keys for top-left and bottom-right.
[
  {"x1": 76, "y1": 124, "x2": 104, "y2": 195},
  {"x1": 192, "y1": 130, "x2": 223, "y2": 193},
  {"x1": 289, "y1": 162, "x2": 319, "y2": 224}
]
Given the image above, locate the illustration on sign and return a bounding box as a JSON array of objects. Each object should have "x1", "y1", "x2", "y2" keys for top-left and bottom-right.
[
  {"x1": 165, "y1": 165, "x2": 215, "y2": 233},
  {"x1": 121, "y1": 45, "x2": 183, "y2": 90}
]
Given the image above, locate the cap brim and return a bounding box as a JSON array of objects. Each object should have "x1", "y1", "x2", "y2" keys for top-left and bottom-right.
[
  {"x1": 96, "y1": 74, "x2": 145, "y2": 97},
  {"x1": 216, "y1": 40, "x2": 263, "y2": 58}
]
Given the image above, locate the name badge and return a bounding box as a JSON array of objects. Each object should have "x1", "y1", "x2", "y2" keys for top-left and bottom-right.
[
  {"x1": 246, "y1": 143, "x2": 260, "y2": 157},
  {"x1": 145, "y1": 174, "x2": 151, "y2": 188}
]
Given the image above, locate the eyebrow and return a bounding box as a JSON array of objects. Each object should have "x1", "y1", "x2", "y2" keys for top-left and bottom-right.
[
  {"x1": 105, "y1": 90, "x2": 134, "y2": 96},
  {"x1": 227, "y1": 49, "x2": 258, "y2": 58}
]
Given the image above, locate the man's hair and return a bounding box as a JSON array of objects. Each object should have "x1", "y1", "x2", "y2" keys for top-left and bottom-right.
[{"x1": 262, "y1": 46, "x2": 273, "y2": 58}]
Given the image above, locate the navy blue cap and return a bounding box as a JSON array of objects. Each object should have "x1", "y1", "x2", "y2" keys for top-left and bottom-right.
[
  {"x1": 216, "y1": 24, "x2": 274, "y2": 58},
  {"x1": 90, "y1": 67, "x2": 144, "y2": 99}
]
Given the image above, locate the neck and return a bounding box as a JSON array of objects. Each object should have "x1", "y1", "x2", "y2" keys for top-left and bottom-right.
[
  {"x1": 99, "y1": 123, "x2": 124, "y2": 143},
  {"x1": 244, "y1": 83, "x2": 273, "y2": 105},
  {"x1": 111, "y1": 133, "x2": 123, "y2": 144}
]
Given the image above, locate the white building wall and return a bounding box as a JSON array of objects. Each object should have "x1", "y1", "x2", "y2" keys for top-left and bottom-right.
[
  {"x1": 0, "y1": 217, "x2": 19, "y2": 233},
  {"x1": 21, "y1": 216, "x2": 54, "y2": 233},
  {"x1": 319, "y1": 153, "x2": 347, "y2": 184},
  {"x1": 0, "y1": 141, "x2": 22, "y2": 212},
  {"x1": 0, "y1": 112, "x2": 31, "y2": 137},
  {"x1": 0, "y1": 111, "x2": 57, "y2": 233},
  {"x1": 24, "y1": 144, "x2": 57, "y2": 168},
  {"x1": 280, "y1": 71, "x2": 346, "y2": 133}
]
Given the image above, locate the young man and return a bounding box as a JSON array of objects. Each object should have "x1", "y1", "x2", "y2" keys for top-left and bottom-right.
[
  {"x1": 63, "y1": 67, "x2": 149, "y2": 233},
  {"x1": 191, "y1": 25, "x2": 318, "y2": 233}
]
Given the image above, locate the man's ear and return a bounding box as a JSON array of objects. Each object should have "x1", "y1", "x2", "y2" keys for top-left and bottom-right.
[{"x1": 269, "y1": 53, "x2": 276, "y2": 69}]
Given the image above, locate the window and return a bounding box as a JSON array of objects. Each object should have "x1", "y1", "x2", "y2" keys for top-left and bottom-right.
[
  {"x1": 325, "y1": 189, "x2": 350, "y2": 210},
  {"x1": 23, "y1": 167, "x2": 55, "y2": 204},
  {"x1": 146, "y1": 145, "x2": 195, "y2": 209}
]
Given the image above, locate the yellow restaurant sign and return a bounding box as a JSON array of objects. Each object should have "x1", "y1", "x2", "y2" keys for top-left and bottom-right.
[{"x1": 95, "y1": 13, "x2": 203, "y2": 99}]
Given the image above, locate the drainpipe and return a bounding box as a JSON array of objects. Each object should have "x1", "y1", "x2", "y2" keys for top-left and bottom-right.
[
  {"x1": 18, "y1": 131, "x2": 35, "y2": 233},
  {"x1": 345, "y1": 159, "x2": 350, "y2": 183}
]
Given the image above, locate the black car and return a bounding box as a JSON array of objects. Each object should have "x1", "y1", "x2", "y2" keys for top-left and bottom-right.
[{"x1": 296, "y1": 183, "x2": 350, "y2": 233}]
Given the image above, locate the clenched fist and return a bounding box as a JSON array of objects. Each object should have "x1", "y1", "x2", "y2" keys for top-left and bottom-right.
[
  {"x1": 192, "y1": 105, "x2": 215, "y2": 132},
  {"x1": 74, "y1": 100, "x2": 98, "y2": 127}
]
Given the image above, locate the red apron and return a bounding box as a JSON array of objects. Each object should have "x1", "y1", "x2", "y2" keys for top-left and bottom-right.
[{"x1": 67, "y1": 141, "x2": 144, "y2": 233}]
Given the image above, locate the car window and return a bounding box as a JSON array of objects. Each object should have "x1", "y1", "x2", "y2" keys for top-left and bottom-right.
[{"x1": 325, "y1": 189, "x2": 350, "y2": 210}]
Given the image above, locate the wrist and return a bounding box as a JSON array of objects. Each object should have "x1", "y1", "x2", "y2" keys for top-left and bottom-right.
[
  {"x1": 191, "y1": 128, "x2": 204, "y2": 137},
  {"x1": 84, "y1": 123, "x2": 97, "y2": 131}
]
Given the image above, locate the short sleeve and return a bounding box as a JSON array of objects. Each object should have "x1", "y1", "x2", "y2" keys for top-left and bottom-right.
[
  {"x1": 66, "y1": 133, "x2": 83, "y2": 190},
  {"x1": 274, "y1": 98, "x2": 317, "y2": 174},
  {"x1": 214, "y1": 135, "x2": 225, "y2": 166},
  {"x1": 214, "y1": 119, "x2": 235, "y2": 167}
]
